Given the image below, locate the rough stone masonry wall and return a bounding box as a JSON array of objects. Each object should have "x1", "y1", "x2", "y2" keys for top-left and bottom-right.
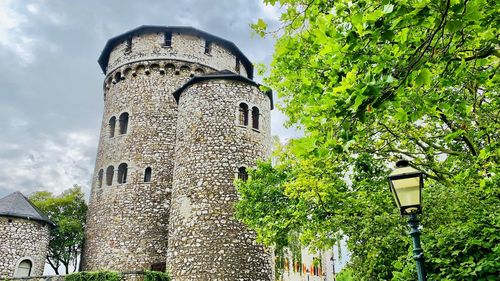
[
  {"x1": 167, "y1": 79, "x2": 273, "y2": 281},
  {"x1": 0, "y1": 217, "x2": 50, "y2": 278},
  {"x1": 7, "y1": 275, "x2": 65, "y2": 281},
  {"x1": 83, "y1": 31, "x2": 228, "y2": 272},
  {"x1": 107, "y1": 33, "x2": 248, "y2": 78},
  {"x1": 83, "y1": 64, "x2": 203, "y2": 271}
]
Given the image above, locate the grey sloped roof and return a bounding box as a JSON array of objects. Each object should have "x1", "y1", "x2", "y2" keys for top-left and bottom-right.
[
  {"x1": 98, "y1": 25, "x2": 254, "y2": 79},
  {"x1": 0, "y1": 191, "x2": 55, "y2": 227},
  {"x1": 172, "y1": 70, "x2": 274, "y2": 109}
]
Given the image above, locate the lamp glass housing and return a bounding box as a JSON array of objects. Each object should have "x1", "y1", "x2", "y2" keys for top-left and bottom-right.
[{"x1": 388, "y1": 165, "x2": 424, "y2": 215}]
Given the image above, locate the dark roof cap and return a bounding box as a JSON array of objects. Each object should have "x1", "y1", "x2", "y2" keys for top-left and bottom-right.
[
  {"x1": 98, "y1": 25, "x2": 254, "y2": 79},
  {"x1": 0, "y1": 192, "x2": 55, "y2": 227},
  {"x1": 172, "y1": 70, "x2": 273, "y2": 109}
]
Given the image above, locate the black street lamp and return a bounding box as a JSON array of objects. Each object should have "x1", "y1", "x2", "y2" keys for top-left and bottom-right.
[
  {"x1": 330, "y1": 255, "x2": 336, "y2": 281},
  {"x1": 388, "y1": 160, "x2": 427, "y2": 281}
]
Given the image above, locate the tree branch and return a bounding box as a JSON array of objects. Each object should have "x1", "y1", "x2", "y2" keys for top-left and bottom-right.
[{"x1": 439, "y1": 112, "x2": 478, "y2": 156}]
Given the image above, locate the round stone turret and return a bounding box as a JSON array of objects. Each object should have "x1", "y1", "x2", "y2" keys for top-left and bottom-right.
[
  {"x1": 0, "y1": 192, "x2": 54, "y2": 278},
  {"x1": 167, "y1": 71, "x2": 274, "y2": 280}
]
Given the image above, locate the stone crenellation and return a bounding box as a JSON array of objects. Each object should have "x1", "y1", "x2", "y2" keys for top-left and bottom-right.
[
  {"x1": 82, "y1": 26, "x2": 274, "y2": 280},
  {"x1": 0, "y1": 217, "x2": 50, "y2": 278},
  {"x1": 103, "y1": 60, "x2": 212, "y2": 93}
]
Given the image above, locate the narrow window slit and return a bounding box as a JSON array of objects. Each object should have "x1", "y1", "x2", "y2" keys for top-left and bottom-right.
[
  {"x1": 238, "y1": 167, "x2": 248, "y2": 181},
  {"x1": 164, "y1": 32, "x2": 172, "y2": 47},
  {"x1": 144, "y1": 167, "x2": 152, "y2": 182},
  {"x1": 204, "y1": 40, "x2": 212, "y2": 54}
]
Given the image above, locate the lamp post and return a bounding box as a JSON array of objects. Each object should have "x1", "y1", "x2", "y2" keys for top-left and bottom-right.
[
  {"x1": 388, "y1": 160, "x2": 427, "y2": 281},
  {"x1": 330, "y1": 255, "x2": 336, "y2": 281}
]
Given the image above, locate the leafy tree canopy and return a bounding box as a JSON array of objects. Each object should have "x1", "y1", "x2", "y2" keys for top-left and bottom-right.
[
  {"x1": 236, "y1": 0, "x2": 499, "y2": 280},
  {"x1": 30, "y1": 186, "x2": 87, "y2": 275}
]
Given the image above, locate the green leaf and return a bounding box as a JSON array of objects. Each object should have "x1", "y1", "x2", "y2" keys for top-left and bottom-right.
[
  {"x1": 446, "y1": 20, "x2": 463, "y2": 33},
  {"x1": 416, "y1": 68, "x2": 432, "y2": 87},
  {"x1": 352, "y1": 94, "x2": 367, "y2": 111},
  {"x1": 395, "y1": 108, "x2": 408, "y2": 122}
]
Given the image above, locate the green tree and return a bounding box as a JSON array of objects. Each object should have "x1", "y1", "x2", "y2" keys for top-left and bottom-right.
[
  {"x1": 30, "y1": 186, "x2": 87, "y2": 275},
  {"x1": 236, "y1": 0, "x2": 499, "y2": 280}
]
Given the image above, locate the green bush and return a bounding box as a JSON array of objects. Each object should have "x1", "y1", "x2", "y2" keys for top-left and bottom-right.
[
  {"x1": 65, "y1": 271, "x2": 121, "y2": 281},
  {"x1": 143, "y1": 270, "x2": 170, "y2": 281},
  {"x1": 336, "y1": 268, "x2": 354, "y2": 281}
]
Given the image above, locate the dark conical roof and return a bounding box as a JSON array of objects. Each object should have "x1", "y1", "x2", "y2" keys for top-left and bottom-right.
[
  {"x1": 0, "y1": 191, "x2": 55, "y2": 227},
  {"x1": 172, "y1": 69, "x2": 274, "y2": 109}
]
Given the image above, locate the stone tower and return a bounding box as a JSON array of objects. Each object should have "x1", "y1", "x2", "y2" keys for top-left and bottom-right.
[
  {"x1": 83, "y1": 26, "x2": 274, "y2": 280},
  {"x1": 167, "y1": 72, "x2": 273, "y2": 280},
  {"x1": 0, "y1": 192, "x2": 55, "y2": 278}
]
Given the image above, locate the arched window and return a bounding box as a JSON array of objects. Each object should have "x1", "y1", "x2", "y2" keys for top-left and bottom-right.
[
  {"x1": 238, "y1": 167, "x2": 248, "y2": 181},
  {"x1": 97, "y1": 169, "x2": 103, "y2": 188},
  {"x1": 194, "y1": 68, "x2": 205, "y2": 75},
  {"x1": 106, "y1": 166, "x2": 114, "y2": 186},
  {"x1": 118, "y1": 163, "x2": 128, "y2": 184},
  {"x1": 114, "y1": 71, "x2": 122, "y2": 83},
  {"x1": 109, "y1": 116, "x2": 116, "y2": 138},
  {"x1": 252, "y1": 107, "x2": 259, "y2": 129},
  {"x1": 239, "y1": 103, "x2": 249, "y2": 126},
  {"x1": 119, "y1": 112, "x2": 129, "y2": 134},
  {"x1": 15, "y1": 259, "x2": 32, "y2": 277},
  {"x1": 144, "y1": 167, "x2": 152, "y2": 182},
  {"x1": 180, "y1": 65, "x2": 190, "y2": 75}
]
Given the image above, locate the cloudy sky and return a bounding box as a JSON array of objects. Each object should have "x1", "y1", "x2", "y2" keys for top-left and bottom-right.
[{"x1": 0, "y1": 0, "x2": 299, "y2": 198}]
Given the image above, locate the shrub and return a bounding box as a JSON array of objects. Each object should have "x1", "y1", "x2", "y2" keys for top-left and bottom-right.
[
  {"x1": 143, "y1": 270, "x2": 170, "y2": 281},
  {"x1": 65, "y1": 271, "x2": 121, "y2": 281}
]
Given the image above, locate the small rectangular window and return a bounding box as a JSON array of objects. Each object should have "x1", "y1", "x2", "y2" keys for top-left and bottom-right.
[
  {"x1": 164, "y1": 32, "x2": 172, "y2": 47},
  {"x1": 125, "y1": 37, "x2": 132, "y2": 53},
  {"x1": 235, "y1": 58, "x2": 240, "y2": 73},
  {"x1": 204, "y1": 40, "x2": 212, "y2": 54}
]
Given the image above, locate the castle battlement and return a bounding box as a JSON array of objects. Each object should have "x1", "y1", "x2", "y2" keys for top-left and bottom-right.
[{"x1": 99, "y1": 26, "x2": 252, "y2": 78}]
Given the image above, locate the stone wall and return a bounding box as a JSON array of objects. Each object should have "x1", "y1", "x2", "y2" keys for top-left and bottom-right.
[
  {"x1": 166, "y1": 79, "x2": 273, "y2": 280},
  {"x1": 4, "y1": 272, "x2": 149, "y2": 281},
  {"x1": 0, "y1": 217, "x2": 50, "y2": 278},
  {"x1": 82, "y1": 58, "x2": 202, "y2": 271},
  {"x1": 6, "y1": 275, "x2": 65, "y2": 281},
  {"x1": 107, "y1": 32, "x2": 248, "y2": 78}
]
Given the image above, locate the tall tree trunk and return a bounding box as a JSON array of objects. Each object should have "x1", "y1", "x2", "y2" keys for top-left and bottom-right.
[{"x1": 47, "y1": 257, "x2": 59, "y2": 275}]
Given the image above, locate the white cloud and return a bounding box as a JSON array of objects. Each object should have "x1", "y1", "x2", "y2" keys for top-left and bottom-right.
[
  {"x1": 259, "y1": 1, "x2": 282, "y2": 21},
  {"x1": 0, "y1": 0, "x2": 36, "y2": 63},
  {"x1": 0, "y1": 0, "x2": 22, "y2": 34},
  {"x1": 0, "y1": 131, "x2": 96, "y2": 198},
  {"x1": 0, "y1": 0, "x2": 66, "y2": 64},
  {"x1": 26, "y1": 3, "x2": 39, "y2": 15}
]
